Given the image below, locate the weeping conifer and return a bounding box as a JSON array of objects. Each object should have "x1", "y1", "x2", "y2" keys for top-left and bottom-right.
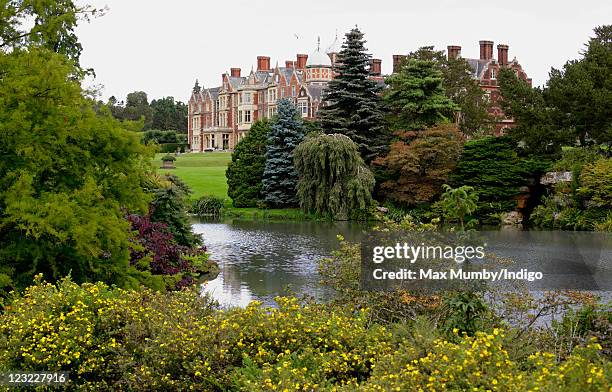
[{"x1": 294, "y1": 134, "x2": 375, "y2": 220}]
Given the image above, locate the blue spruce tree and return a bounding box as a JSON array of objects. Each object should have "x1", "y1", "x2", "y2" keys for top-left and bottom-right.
[{"x1": 262, "y1": 99, "x2": 305, "y2": 207}]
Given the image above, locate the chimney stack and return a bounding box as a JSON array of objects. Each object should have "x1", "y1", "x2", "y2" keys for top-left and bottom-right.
[
  {"x1": 371, "y1": 59, "x2": 382, "y2": 76},
  {"x1": 497, "y1": 44, "x2": 509, "y2": 66},
  {"x1": 230, "y1": 68, "x2": 241, "y2": 77},
  {"x1": 392, "y1": 55, "x2": 407, "y2": 73},
  {"x1": 296, "y1": 54, "x2": 308, "y2": 70},
  {"x1": 257, "y1": 56, "x2": 271, "y2": 71},
  {"x1": 447, "y1": 45, "x2": 462, "y2": 60},
  {"x1": 285, "y1": 60, "x2": 295, "y2": 68},
  {"x1": 479, "y1": 40, "x2": 494, "y2": 60}
]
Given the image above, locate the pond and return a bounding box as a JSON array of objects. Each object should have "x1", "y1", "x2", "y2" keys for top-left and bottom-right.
[{"x1": 192, "y1": 219, "x2": 369, "y2": 307}]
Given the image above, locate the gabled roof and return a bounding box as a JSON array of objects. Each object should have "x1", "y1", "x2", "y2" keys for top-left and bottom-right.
[
  {"x1": 465, "y1": 58, "x2": 491, "y2": 79},
  {"x1": 305, "y1": 84, "x2": 325, "y2": 101}
]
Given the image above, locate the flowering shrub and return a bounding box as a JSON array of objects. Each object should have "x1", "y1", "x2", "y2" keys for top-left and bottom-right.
[{"x1": 0, "y1": 278, "x2": 609, "y2": 391}]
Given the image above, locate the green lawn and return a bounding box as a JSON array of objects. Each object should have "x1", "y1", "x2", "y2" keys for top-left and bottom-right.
[
  {"x1": 153, "y1": 152, "x2": 307, "y2": 220},
  {"x1": 153, "y1": 152, "x2": 232, "y2": 200}
]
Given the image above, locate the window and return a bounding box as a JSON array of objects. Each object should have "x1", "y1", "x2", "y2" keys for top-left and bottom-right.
[
  {"x1": 292, "y1": 86, "x2": 296, "y2": 97},
  {"x1": 297, "y1": 101, "x2": 308, "y2": 117},
  {"x1": 281, "y1": 89, "x2": 285, "y2": 98},
  {"x1": 238, "y1": 110, "x2": 243, "y2": 124},
  {"x1": 244, "y1": 92, "x2": 251, "y2": 104},
  {"x1": 211, "y1": 134, "x2": 216, "y2": 148},
  {"x1": 490, "y1": 68, "x2": 496, "y2": 79},
  {"x1": 244, "y1": 110, "x2": 251, "y2": 123},
  {"x1": 222, "y1": 134, "x2": 229, "y2": 150}
]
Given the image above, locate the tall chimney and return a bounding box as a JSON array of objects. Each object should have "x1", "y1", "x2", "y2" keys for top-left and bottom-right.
[
  {"x1": 392, "y1": 55, "x2": 407, "y2": 73},
  {"x1": 296, "y1": 54, "x2": 308, "y2": 70},
  {"x1": 447, "y1": 45, "x2": 462, "y2": 60},
  {"x1": 479, "y1": 40, "x2": 494, "y2": 60},
  {"x1": 285, "y1": 60, "x2": 295, "y2": 68},
  {"x1": 371, "y1": 59, "x2": 382, "y2": 76},
  {"x1": 257, "y1": 56, "x2": 271, "y2": 71},
  {"x1": 230, "y1": 68, "x2": 241, "y2": 77},
  {"x1": 497, "y1": 44, "x2": 509, "y2": 66}
]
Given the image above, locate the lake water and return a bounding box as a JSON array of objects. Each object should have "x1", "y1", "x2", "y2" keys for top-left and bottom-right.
[
  {"x1": 193, "y1": 220, "x2": 612, "y2": 308},
  {"x1": 192, "y1": 219, "x2": 368, "y2": 307}
]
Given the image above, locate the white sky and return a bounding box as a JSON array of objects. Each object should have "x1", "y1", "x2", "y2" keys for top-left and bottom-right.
[{"x1": 76, "y1": 0, "x2": 612, "y2": 103}]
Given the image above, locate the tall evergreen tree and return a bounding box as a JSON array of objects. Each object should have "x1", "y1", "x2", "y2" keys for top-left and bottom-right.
[
  {"x1": 262, "y1": 99, "x2": 305, "y2": 207},
  {"x1": 318, "y1": 27, "x2": 387, "y2": 164},
  {"x1": 226, "y1": 120, "x2": 270, "y2": 207},
  {"x1": 384, "y1": 57, "x2": 458, "y2": 131}
]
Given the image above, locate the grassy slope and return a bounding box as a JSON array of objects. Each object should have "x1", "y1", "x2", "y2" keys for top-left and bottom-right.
[
  {"x1": 153, "y1": 153, "x2": 304, "y2": 219},
  {"x1": 153, "y1": 153, "x2": 231, "y2": 199}
]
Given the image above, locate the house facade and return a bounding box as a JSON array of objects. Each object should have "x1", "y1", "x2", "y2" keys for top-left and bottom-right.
[{"x1": 187, "y1": 37, "x2": 385, "y2": 152}]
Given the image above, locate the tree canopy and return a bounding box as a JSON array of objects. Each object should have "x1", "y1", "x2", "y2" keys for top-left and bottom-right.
[
  {"x1": 226, "y1": 120, "x2": 270, "y2": 207},
  {"x1": 262, "y1": 99, "x2": 305, "y2": 207},
  {"x1": 318, "y1": 27, "x2": 388, "y2": 164},
  {"x1": 294, "y1": 134, "x2": 375, "y2": 220},
  {"x1": 0, "y1": 47, "x2": 153, "y2": 290}
]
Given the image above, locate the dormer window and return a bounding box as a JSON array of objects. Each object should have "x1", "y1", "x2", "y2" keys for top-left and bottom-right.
[{"x1": 490, "y1": 68, "x2": 496, "y2": 79}]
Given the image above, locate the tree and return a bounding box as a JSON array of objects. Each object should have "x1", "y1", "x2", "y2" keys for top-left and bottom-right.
[
  {"x1": 373, "y1": 124, "x2": 464, "y2": 206},
  {"x1": 148, "y1": 174, "x2": 201, "y2": 248},
  {"x1": 402, "y1": 47, "x2": 493, "y2": 135},
  {"x1": 294, "y1": 134, "x2": 375, "y2": 220},
  {"x1": 150, "y1": 97, "x2": 188, "y2": 132},
  {"x1": 0, "y1": 0, "x2": 104, "y2": 68},
  {"x1": 317, "y1": 27, "x2": 388, "y2": 164},
  {"x1": 123, "y1": 91, "x2": 153, "y2": 128},
  {"x1": 384, "y1": 57, "x2": 458, "y2": 131},
  {"x1": 449, "y1": 136, "x2": 540, "y2": 222},
  {"x1": 262, "y1": 99, "x2": 305, "y2": 207},
  {"x1": 0, "y1": 48, "x2": 152, "y2": 290},
  {"x1": 226, "y1": 120, "x2": 270, "y2": 207},
  {"x1": 438, "y1": 184, "x2": 479, "y2": 231},
  {"x1": 545, "y1": 25, "x2": 612, "y2": 149},
  {"x1": 498, "y1": 68, "x2": 566, "y2": 157}
]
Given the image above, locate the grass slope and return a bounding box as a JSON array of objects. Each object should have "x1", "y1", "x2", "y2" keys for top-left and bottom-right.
[{"x1": 153, "y1": 152, "x2": 305, "y2": 220}]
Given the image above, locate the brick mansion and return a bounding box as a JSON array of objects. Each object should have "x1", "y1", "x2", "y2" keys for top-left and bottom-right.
[{"x1": 188, "y1": 37, "x2": 531, "y2": 152}]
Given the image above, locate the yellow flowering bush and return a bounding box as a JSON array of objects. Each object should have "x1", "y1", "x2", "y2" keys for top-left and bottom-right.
[{"x1": 0, "y1": 277, "x2": 609, "y2": 391}]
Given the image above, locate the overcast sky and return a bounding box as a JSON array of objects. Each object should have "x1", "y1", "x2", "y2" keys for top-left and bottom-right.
[{"x1": 76, "y1": 0, "x2": 611, "y2": 103}]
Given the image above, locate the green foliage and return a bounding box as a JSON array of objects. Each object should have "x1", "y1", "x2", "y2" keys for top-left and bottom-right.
[
  {"x1": 498, "y1": 68, "x2": 567, "y2": 158},
  {"x1": 384, "y1": 57, "x2": 458, "y2": 131},
  {"x1": 450, "y1": 136, "x2": 532, "y2": 221},
  {"x1": 0, "y1": 0, "x2": 104, "y2": 68},
  {"x1": 438, "y1": 184, "x2": 479, "y2": 230},
  {"x1": 578, "y1": 158, "x2": 612, "y2": 208},
  {"x1": 553, "y1": 147, "x2": 602, "y2": 172},
  {"x1": 318, "y1": 27, "x2": 388, "y2": 163},
  {"x1": 148, "y1": 174, "x2": 201, "y2": 248},
  {"x1": 0, "y1": 48, "x2": 152, "y2": 291},
  {"x1": 226, "y1": 120, "x2": 270, "y2": 207},
  {"x1": 374, "y1": 124, "x2": 464, "y2": 206},
  {"x1": 190, "y1": 195, "x2": 225, "y2": 216},
  {"x1": 441, "y1": 291, "x2": 489, "y2": 336},
  {"x1": 161, "y1": 154, "x2": 176, "y2": 162},
  {"x1": 294, "y1": 134, "x2": 375, "y2": 220},
  {"x1": 150, "y1": 97, "x2": 188, "y2": 132},
  {"x1": 262, "y1": 99, "x2": 305, "y2": 208},
  {"x1": 546, "y1": 25, "x2": 612, "y2": 148}
]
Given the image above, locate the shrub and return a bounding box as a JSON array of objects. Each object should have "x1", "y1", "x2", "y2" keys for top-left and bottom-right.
[
  {"x1": 579, "y1": 158, "x2": 612, "y2": 208},
  {"x1": 161, "y1": 154, "x2": 176, "y2": 162},
  {"x1": 190, "y1": 195, "x2": 225, "y2": 216},
  {"x1": 1, "y1": 278, "x2": 609, "y2": 391}
]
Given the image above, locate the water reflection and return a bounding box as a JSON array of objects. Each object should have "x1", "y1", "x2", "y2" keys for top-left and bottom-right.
[{"x1": 192, "y1": 220, "x2": 367, "y2": 307}]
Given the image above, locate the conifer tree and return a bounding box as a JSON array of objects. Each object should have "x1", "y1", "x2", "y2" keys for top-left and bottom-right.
[
  {"x1": 262, "y1": 99, "x2": 305, "y2": 207},
  {"x1": 318, "y1": 27, "x2": 387, "y2": 164},
  {"x1": 226, "y1": 120, "x2": 270, "y2": 207}
]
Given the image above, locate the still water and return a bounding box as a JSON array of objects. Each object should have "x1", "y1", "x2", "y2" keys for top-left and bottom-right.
[{"x1": 192, "y1": 219, "x2": 368, "y2": 307}]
